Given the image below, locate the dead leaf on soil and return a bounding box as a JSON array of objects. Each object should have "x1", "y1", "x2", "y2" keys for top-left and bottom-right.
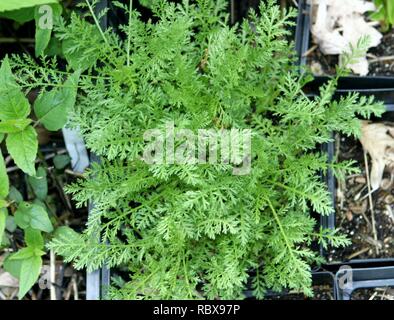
[
  {"x1": 359, "y1": 120, "x2": 394, "y2": 191},
  {"x1": 311, "y1": 0, "x2": 382, "y2": 75}
]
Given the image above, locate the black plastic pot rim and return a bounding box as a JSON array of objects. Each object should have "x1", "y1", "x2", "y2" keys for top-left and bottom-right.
[{"x1": 335, "y1": 266, "x2": 394, "y2": 300}]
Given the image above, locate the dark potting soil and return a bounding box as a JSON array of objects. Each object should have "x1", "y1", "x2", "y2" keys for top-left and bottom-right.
[
  {"x1": 351, "y1": 287, "x2": 394, "y2": 300},
  {"x1": 265, "y1": 285, "x2": 334, "y2": 300},
  {"x1": 328, "y1": 134, "x2": 394, "y2": 262},
  {"x1": 306, "y1": 29, "x2": 394, "y2": 77}
]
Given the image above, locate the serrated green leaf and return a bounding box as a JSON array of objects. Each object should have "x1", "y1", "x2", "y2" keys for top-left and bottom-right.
[
  {"x1": 14, "y1": 202, "x2": 53, "y2": 232},
  {"x1": 0, "y1": 152, "x2": 9, "y2": 198},
  {"x1": 6, "y1": 125, "x2": 38, "y2": 176},
  {"x1": 27, "y1": 166, "x2": 47, "y2": 200},
  {"x1": 25, "y1": 228, "x2": 44, "y2": 249},
  {"x1": 9, "y1": 247, "x2": 35, "y2": 260},
  {"x1": 34, "y1": 71, "x2": 80, "y2": 131},
  {"x1": 53, "y1": 154, "x2": 71, "y2": 170},
  {"x1": 30, "y1": 204, "x2": 53, "y2": 233},
  {"x1": 18, "y1": 255, "x2": 42, "y2": 299},
  {"x1": 9, "y1": 186, "x2": 23, "y2": 203},
  {"x1": 0, "y1": 1, "x2": 59, "y2": 13},
  {"x1": 3, "y1": 254, "x2": 22, "y2": 278},
  {"x1": 34, "y1": 3, "x2": 62, "y2": 57},
  {"x1": 6, "y1": 215, "x2": 17, "y2": 232},
  {"x1": 14, "y1": 202, "x2": 33, "y2": 229},
  {"x1": 0, "y1": 118, "x2": 32, "y2": 133},
  {"x1": 0, "y1": 57, "x2": 30, "y2": 121},
  {"x1": 0, "y1": 208, "x2": 7, "y2": 244}
]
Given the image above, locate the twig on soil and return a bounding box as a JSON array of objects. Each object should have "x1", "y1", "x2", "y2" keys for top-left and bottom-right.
[
  {"x1": 347, "y1": 247, "x2": 370, "y2": 260},
  {"x1": 363, "y1": 151, "x2": 379, "y2": 255},
  {"x1": 303, "y1": 44, "x2": 318, "y2": 57},
  {"x1": 369, "y1": 55, "x2": 394, "y2": 64}
]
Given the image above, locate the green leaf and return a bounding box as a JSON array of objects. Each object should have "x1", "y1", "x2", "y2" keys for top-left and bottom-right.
[
  {"x1": 14, "y1": 202, "x2": 33, "y2": 229},
  {"x1": 0, "y1": 1, "x2": 59, "y2": 13},
  {"x1": 0, "y1": 7, "x2": 35, "y2": 23},
  {"x1": 3, "y1": 254, "x2": 22, "y2": 278},
  {"x1": 0, "y1": 199, "x2": 7, "y2": 207},
  {"x1": 0, "y1": 152, "x2": 9, "y2": 198},
  {"x1": 34, "y1": 71, "x2": 80, "y2": 131},
  {"x1": 6, "y1": 215, "x2": 17, "y2": 232},
  {"x1": 34, "y1": 3, "x2": 62, "y2": 57},
  {"x1": 30, "y1": 204, "x2": 53, "y2": 233},
  {"x1": 0, "y1": 58, "x2": 31, "y2": 121},
  {"x1": 0, "y1": 208, "x2": 7, "y2": 244},
  {"x1": 27, "y1": 166, "x2": 47, "y2": 200},
  {"x1": 0, "y1": 133, "x2": 4, "y2": 142},
  {"x1": 14, "y1": 202, "x2": 53, "y2": 232},
  {"x1": 0, "y1": 118, "x2": 32, "y2": 133},
  {"x1": 9, "y1": 247, "x2": 35, "y2": 260},
  {"x1": 6, "y1": 125, "x2": 38, "y2": 176},
  {"x1": 18, "y1": 255, "x2": 42, "y2": 299},
  {"x1": 9, "y1": 186, "x2": 23, "y2": 203},
  {"x1": 53, "y1": 154, "x2": 71, "y2": 170},
  {"x1": 25, "y1": 228, "x2": 44, "y2": 249}
]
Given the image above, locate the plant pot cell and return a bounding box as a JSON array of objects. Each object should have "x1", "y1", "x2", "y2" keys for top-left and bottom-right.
[
  {"x1": 351, "y1": 286, "x2": 394, "y2": 300},
  {"x1": 329, "y1": 130, "x2": 394, "y2": 262}
]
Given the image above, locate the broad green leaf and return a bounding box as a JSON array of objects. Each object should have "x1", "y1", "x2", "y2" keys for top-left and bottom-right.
[
  {"x1": 27, "y1": 166, "x2": 47, "y2": 200},
  {"x1": 0, "y1": 199, "x2": 7, "y2": 207},
  {"x1": 53, "y1": 154, "x2": 71, "y2": 170},
  {"x1": 9, "y1": 186, "x2": 23, "y2": 203},
  {"x1": 0, "y1": 118, "x2": 32, "y2": 133},
  {"x1": 34, "y1": 71, "x2": 80, "y2": 131},
  {"x1": 14, "y1": 202, "x2": 32, "y2": 229},
  {"x1": 30, "y1": 204, "x2": 53, "y2": 233},
  {"x1": 0, "y1": 7, "x2": 35, "y2": 23},
  {"x1": 54, "y1": 226, "x2": 79, "y2": 239},
  {"x1": 18, "y1": 255, "x2": 42, "y2": 299},
  {"x1": 9, "y1": 247, "x2": 35, "y2": 260},
  {"x1": 25, "y1": 228, "x2": 44, "y2": 249},
  {"x1": 0, "y1": 208, "x2": 7, "y2": 244},
  {"x1": 6, "y1": 215, "x2": 17, "y2": 232},
  {"x1": 0, "y1": 58, "x2": 30, "y2": 121},
  {"x1": 0, "y1": 133, "x2": 4, "y2": 142},
  {"x1": 34, "y1": 3, "x2": 62, "y2": 57},
  {"x1": 3, "y1": 254, "x2": 22, "y2": 278},
  {"x1": 14, "y1": 202, "x2": 53, "y2": 232},
  {"x1": 0, "y1": 152, "x2": 9, "y2": 198},
  {"x1": 0, "y1": 1, "x2": 59, "y2": 13},
  {"x1": 6, "y1": 125, "x2": 38, "y2": 176}
]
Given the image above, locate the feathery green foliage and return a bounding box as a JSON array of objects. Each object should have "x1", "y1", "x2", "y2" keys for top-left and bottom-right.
[{"x1": 6, "y1": 0, "x2": 385, "y2": 299}]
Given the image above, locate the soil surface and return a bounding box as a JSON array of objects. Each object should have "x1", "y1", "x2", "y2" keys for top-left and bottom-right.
[
  {"x1": 351, "y1": 287, "x2": 394, "y2": 300},
  {"x1": 306, "y1": 27, "x2": 394, "y2": 77},
  {"x1": 265, "y1": 284, "x2": 334, "y2": 300},
  {"x1": 328, "y1": 133, "x2": 394, "y2": 262}
]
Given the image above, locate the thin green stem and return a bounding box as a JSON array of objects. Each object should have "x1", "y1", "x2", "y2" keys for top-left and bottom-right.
[
  {"x1": 127, "y1": 0, "x2": 133, "y2": 67},
  {"x1": 84, "y1": 0, "x2": 109, "y2": 46}
]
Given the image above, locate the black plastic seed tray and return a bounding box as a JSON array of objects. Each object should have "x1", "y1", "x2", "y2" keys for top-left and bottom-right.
[
  {"x1": 335, "y1": 266, "x2": 394, "y2": 300},
  {"x1": 295, "y1": 0, "x2": 394, "y2": 102}
]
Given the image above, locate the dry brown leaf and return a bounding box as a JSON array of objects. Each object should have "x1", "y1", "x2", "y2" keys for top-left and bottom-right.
[
  {"x1": 311, "y1": 0, "x2": 382, "y2": 75},
  {"x1": 359, "y1": 121, "x2": 394, "y2": 191},
  {"x1": 0, "y1": 270, "x2": 19, "y2": 288}
]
